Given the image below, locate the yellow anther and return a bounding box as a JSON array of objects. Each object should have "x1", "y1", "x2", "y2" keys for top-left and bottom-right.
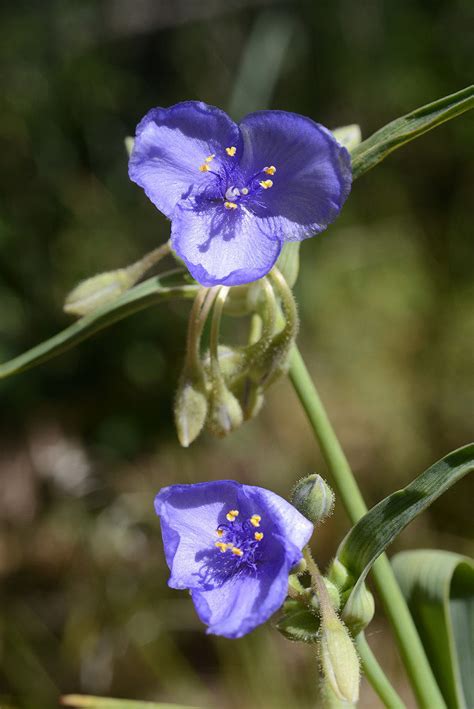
[
  {"x1": 250, "y1": 514, "x2": 261, "y2": 527},
  {"x1": 226, "y1": 509, "x2": 239, "y2": 521},
  {"x1": 216, "y1": 529, "x2": 224, "y2": 537},
  {"x1": 205, "y1": 154, "x2": 215, "y2": 163},
  {"x1": 231, "y1": 546, "x2": 244, "y2": 557},
  {"x1": 254, "y1": 532, "x2": 264, "y2": 541},
  {"x1": 224, "y1": 201, "x2": 238, "y2": 210},
  {"x1": 259, "y1": 179, "x2": 273, "y2": 189},
  {"x1": 264, "y1": 165, "x2": 276, "y2": 175},
  {"x1": 241, "y1": 187, "x2": 249, "y2": 195},
  {"x1": 226, "y1": 146, "x2": 237, "y2": 157},
  {"x1": 215, "y1": 541, "x2": 228, "y2": 552},
  {"x1": 199, "y1": 164, "x2": 209, "y2": 172}
]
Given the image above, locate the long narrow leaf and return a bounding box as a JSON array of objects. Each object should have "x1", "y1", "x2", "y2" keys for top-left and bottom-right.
[
  {"x1": 392, "y1": 550, "x2": 474, "y2": 709},
  {"x1": 351, "y1": 85, "x2": 474, "y2": 179},
  {"x1": 336, "y1": 444, "x2": 474, "y2": 593},
  {"x1": 0, "y1": 277, "x2": 198, "y2": 380},
  {"x1": 61, "y1": 695, "x2": 199, "y2": 709}
]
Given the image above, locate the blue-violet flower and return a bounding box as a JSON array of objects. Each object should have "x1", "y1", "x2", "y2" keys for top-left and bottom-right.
[
  {"x1": 129, "y1": 101, "x2": 352, "y2": 287},
  {"x1": 155, "y1": 480, "x2": 313, "y2": 638}
]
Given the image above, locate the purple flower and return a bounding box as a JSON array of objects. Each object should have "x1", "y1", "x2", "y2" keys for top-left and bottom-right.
[
  {"x1": 129, "y1": 101, "x2": 352, "y2": 287},
  {"x1": 154, "y1": 480, "x2": 313, "y2": 638}
]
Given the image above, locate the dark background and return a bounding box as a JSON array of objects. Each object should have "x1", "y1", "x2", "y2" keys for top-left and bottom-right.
[{"x1": 0, "y1": 1, "x2": 473, "y2": 707}]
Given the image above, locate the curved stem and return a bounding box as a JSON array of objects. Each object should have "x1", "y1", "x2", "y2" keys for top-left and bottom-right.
[
  {"x1": 356, "y1": 634, "x2": 406, "y2": 709},
  {"x1": 288, "y1": 345, "x2": 445, "y2": 708}
]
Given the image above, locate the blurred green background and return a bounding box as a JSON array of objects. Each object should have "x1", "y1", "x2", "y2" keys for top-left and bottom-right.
[{"x1": 0, "y1": 1, "x2": 473, "y2": 707}]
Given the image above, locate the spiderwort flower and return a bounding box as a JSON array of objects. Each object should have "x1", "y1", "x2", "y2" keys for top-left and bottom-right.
[
  {"x1": 155, "y1": 480, "x2": 313, "y2": 638},
  {"x1": 129, "y1": 101, "x2": 352, "y2": 287}
]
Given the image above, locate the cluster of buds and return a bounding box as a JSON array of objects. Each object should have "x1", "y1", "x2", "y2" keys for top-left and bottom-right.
[{"x1": 174, "y1": 266, "x2": 299, "y2": 446}]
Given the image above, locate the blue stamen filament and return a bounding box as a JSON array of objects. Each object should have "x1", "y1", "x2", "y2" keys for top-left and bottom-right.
[
  {"x1": 198, "y1": 150, "x2": 276, "y2": 210},
  {"x1": 211, "y1": 509, "x2": 264, "y2": 571}
]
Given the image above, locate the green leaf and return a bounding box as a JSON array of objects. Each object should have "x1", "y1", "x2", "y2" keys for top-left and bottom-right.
[
  {"x1": 392, "y1": 551, "x2": 474, "y2": 709},
  {"x1": 61, "y1": 696, "x2": 198, "y2": 709},
  {"x1": 335, "y1": 444, "x2": 474, "y2": 598},
  {"x1": 0, "y1": 276, "x2": 198, "y2": 380},
  {"x1": 351, "y1": 85, "x2": 474, "y2": 179}
]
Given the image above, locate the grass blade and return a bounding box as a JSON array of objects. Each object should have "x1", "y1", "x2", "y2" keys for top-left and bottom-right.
[
  {"x1": 336, "y1": 444, "x2": 474, "y2": 594},
  {"x1": 351, "y1": 85, "x2": 474, "y2": 179},
  {"x1": 392, "y1": 551, "x2": 474, "y2": 709},
  {"x1": 0, "y1": 276, "x2": 198, "y2": 380}
]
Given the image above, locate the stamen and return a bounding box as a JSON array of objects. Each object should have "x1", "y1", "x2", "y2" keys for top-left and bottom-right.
[
  {"x1": 254, "y1": 532, "x2": 264, "y2": 541},
  {"x1": 231, "y1": 546, "x2": 244, "y2": 557},
  {"x1": 250, "y1": 514, "x2": 261, "y2": 527},
  {"x1": 259, "y1": 179, "x2": 273, "y2": 189},
  {"x1": 205, "y1": 154, "x2": 215, "y2": 163},
  {"x1": 216, "y1": 529, "x2": 224, "y2": 537},
  {"x1": 199, "y1": 164, "x2": 209, "y2": 172},
  {"x1": 224, "y1": 201, "x2": 238, "y2": 210},
  {"x1": 226, "y1": 146, "x2": 237, "y2": 157},
  {"x1": 264, "y1": 166, "x2": 276, "y2": 175},
  {"x1": 226, "y1": 509, "x2": 239, "y2": 521},
  {"x1": 241, "y1": 187, "x2": 249, "y2": 195},
  {"x1": 215, "y1": 541, "x2": 229, "y2": 552}
]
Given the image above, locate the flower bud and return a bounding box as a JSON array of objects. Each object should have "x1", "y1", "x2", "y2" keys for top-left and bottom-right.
[
  {"x1": 310, "y1": 578, "x2": 341, "y2": 612},
  {"x1": 276, "y1": 242, "x2": 300, "y2": 288},
  {"x1": 206, "y1": 378, "x2": 243, "y2": 438},
  {"x1": 291, "y1": 475, "x2": 335, "y2": 525},
  {"x1": 341, "y1": 585, "x2": 375, "y2": 636},
  {"x1": 64, "y1": 243, "x2": 170, "y2": 317},
  {"x1": 326, "y1": 559, "x2": 352, "y2": 592},
  {"x1": 64, "y1": 269, "x2": 138, "y2": 316},
  {"x1": 319, "y1": 610, "x2": 360, "y2": 704},
  {"x1": 174, "y1": 374, "x2": 208, "y2": 448}
]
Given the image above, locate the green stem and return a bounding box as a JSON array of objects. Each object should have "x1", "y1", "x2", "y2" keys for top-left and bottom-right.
[
  {"x1": 355, "y1": 634, "x2": 406, "y2": 709},
  {"x1": 288, "y1": 345, "x2": 445, "y2": 708}
]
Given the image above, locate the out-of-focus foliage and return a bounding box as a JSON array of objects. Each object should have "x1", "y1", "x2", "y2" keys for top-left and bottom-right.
[{"x1": 0, "y1": 1, "x2": 473, "y2": 708}]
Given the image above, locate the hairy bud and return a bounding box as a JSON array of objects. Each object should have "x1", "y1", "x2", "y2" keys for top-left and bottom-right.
[
  {"x1": 319, "y1": 610, "x2": 360, "y2": 704},
  {"x1": 341, "y1": 584, "x2": 375, "y2": 636},
  {"x1": 174, "y1": 373, "x2": 208, "y2": 448},
  {"x1": 291, "y1": 474, "x2": 335, "y2": 525},
  {"x1": 206, "y1": 378, "x2": 243, "y2": 438}
]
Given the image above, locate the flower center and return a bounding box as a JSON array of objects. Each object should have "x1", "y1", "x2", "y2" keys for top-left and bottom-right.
[
  {"x1": 198, "y1": 149, "x2": 277, "y2": 211},
  {"x1": 212, "y1": 508, "x2": 264, "y2": 571}
]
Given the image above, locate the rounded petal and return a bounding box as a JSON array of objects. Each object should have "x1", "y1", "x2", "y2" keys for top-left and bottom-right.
[
  {"x1": 155, "y1": 481, "x2": 242, "y2": 590},
  {"x1": 239, "y1": 110, "x2": 352, "y2": 241},
  {"x1": 241, "y1": 484, "x2": 314, "y2": 561},
  {"x1": 191, "y1": 551, "x2": 290, "y2": 638},
  {"x1": 171, "y1": 198, "x2": 281, "y2": 286},
  {"x1": 129, "y1": 101, "x2": 240, "y2": 218}
]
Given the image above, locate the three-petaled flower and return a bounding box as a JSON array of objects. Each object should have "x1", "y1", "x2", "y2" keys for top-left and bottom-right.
[
  {"x1": 129, "y1": 101, "x2": 352, "y2": 287},
  {"x1": 155, "y1": 480, "x2": 313, "y2": 638}
]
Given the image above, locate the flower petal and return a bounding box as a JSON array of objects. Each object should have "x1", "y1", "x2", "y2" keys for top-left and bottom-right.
[
  {"x1": 171, "y1": 198, "x2": 281, "y2": 286},
  {"x1": 129, "y1": 101, "x2": 240, "y2": 218},
  {"x1": 241, "y1": 484, "x2": 314, "y2": 557},
  {"x1": 191, "y1": 550, "x2": 290, "y2": 638},
  {"x1": 155, "y1": 481, "x2": 242, "y2": 590},
  {"x1": 239, "y1": 110, "x2": 352, "y2": 241}
]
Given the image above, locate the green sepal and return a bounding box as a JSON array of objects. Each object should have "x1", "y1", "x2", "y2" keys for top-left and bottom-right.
[
  {"x1": 276, "y1": 599, "x2": 320, "y2": 643},
  {"x1": 392, "y1": 550, "x2": 474, "y2": 709}
]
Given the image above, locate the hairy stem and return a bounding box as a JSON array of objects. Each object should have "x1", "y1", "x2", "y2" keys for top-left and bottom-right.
[{"x1": 288, "y1": 345, "x2": 445, "y2": 708}]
